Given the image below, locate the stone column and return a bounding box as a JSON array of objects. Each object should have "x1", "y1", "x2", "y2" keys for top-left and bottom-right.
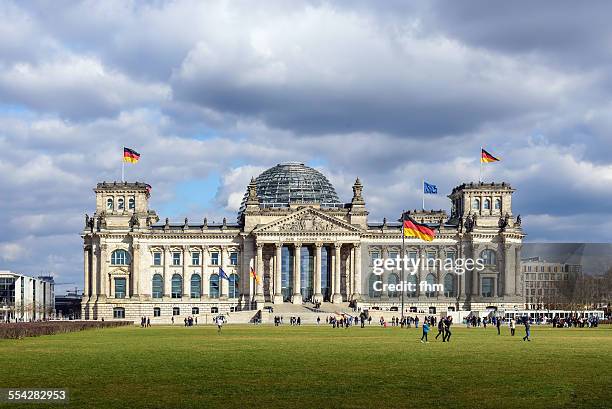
[
  {"x1": 83, "y1": 245, "x2": 90, "y2": 299},
  {"x1": 352, "y1": 243, "x2": 362, "y2": 300},
  {"x1": 313, "y1": 243, "x2": 323, "y2": 303},
  {"x1": 202, "y1": 246, "x2": 209, "y2": 298},
  {"x1": 182, "y1": 245, "x2": 190, "y2": 298},
  {"x1": 332, "y1": 243, "x2": 342, "y2": 304},
  {"x1": 100, "y1": 244, "x2": 108, "y2": 299},
  {"x1": 163, "y1": 246, "x2": 171, "y2": 300},
  {"x1": 254, "y1": 243, "x2": 265, "y2": 303},
  {"x1": 514, "y1": 245, "x2": 522, "y2": 296},
  {"x1": 292, "y1": 243, "x2": 302, "y2": 304},
  {"x1": 91, "y1": 244, "x2": 98, "y2": 298},
  {"x1": 503, "y1": 243, "x2": 514, "y2": 297},
  {"x1": 221, "y1": 246, "x2": 229, "y2": 298},
  {"x1": 273, "y1": 243, "x2": 283, "y2": 304},
  {"x1": 132, "y1": 243, "x2": 140, "y2": 298}
]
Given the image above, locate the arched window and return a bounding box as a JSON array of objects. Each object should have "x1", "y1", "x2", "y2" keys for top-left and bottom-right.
[
  {"x1": 117, "y1": 198, "x2": 124, "y2": 210},
  {"x1": 481, "y1": 249, "x2": 497, "y2": 266},
  {"x1": 111, "y1": 249, "x2": 130, "y2": 265},
  {"x1": 425, "y1": 273, "x2": 436, "y2": 297},
  {"x1": 407, "y1": 274, "x2": 417, "y2": 297},
  {"x1": 387, "y1": 273, "x2": 399, "y2": 298},
  {"x1": 210, "y1": 274, "x2": 220, "y2": 298},
  {"x1": 152, "y1": 274, "x2": 163, "y2": 298},
  {"x1": 494, "y1": 198, "x2": 502, "y2": 210},
  {"x1": 368, "y1": 274, "x2": 381, "y2": 298},
  {"x1": 484, "y1": 198, "x2": 491, "y2": 210},
  {"x1": 171, "y1": 274, "x2": 182, "y2": 298},
  {"x1": 444, "y1": 274, "x2": 456, "y2": 297},
  {"x1": 106, "y1": 198, "x2": 114, "y2": 210},
  {"x1": 113, "y1": 307, "x2": 125, "y2": 319},
  {"x1": 114, "y1": 277, "x2": 126, "y2": 298},
  {"x1": 190, "y1": 274, "x2": 201, "y2": 298},
  {"x1": 229, "y1": 274, "x2": 239, "y2": 298},
  {"x1": 472, "y1": 198, "x2": 480, "y2": 210},
  {"x1": 128, "y1": 197, "x2": 135, "y2": 210}
]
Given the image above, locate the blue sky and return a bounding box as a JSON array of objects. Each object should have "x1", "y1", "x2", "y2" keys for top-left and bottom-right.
[{"x1": 1, "y1": 0, "x2": 612, "y2": 292}]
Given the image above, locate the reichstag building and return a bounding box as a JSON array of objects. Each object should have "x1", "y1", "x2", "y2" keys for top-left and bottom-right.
[{"x1": 81, "y1": 162, "x2": 525, "y2": 321}]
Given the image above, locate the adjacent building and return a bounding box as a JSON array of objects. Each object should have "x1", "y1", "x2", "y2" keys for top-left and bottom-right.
[
  {"x1": 521, "y1": 257, "x2": 582, "y2": 309},
  {"x1": 82, "y1": 162, "x2": 525, "y2": 321},
  {"x1": 0, "y1": 271, "x2": 55, "y2": 322}
]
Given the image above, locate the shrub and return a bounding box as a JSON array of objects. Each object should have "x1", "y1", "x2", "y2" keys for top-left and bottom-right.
[{"x1": 0, "y1": 321, "x2": 133, "y2": 339}]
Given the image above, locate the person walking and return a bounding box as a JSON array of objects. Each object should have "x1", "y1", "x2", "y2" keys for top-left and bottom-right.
[
  {"x1": 522, "y1": 319, "x2": 531, "y2": 341},
  {"x1": 435, "y1": 318, "x2": 445, "y2": 341},
  {"x1": 216, "y1": 315, "x2": 224, "y2": 334},
  {"x1": 443, "y1": 317, "x2": 452, "y2": 342},
  {"x1": 420, "y1": 322, "x2": 430, "y2": 343},
  {"x1": 496, "y1": 317, "x2": 502, "y2": 335},
  {"x1": 510, "y1": 318, "x2": 516, "y2": 336}
]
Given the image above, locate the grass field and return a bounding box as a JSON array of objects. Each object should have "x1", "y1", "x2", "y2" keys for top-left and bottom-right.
[{"x1": 0, "y1": 324, "x2": 611, "y2": 409}]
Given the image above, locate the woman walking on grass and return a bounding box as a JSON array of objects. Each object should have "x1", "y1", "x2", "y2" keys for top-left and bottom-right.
[{"x1": 420, "y1": 322, "x2": 430, "y2": 343}]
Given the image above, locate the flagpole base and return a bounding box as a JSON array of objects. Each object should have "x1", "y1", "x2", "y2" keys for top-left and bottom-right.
[
  {"x1": 291, "y1": 294, "x2": 302, "y2": 304},
  {"x1": 253, "y1": 293, "x2": 265, "y2": 303},
  {"x1": 332, "y1": 293, "x2": 343, "y2": 304},
  {"x1": 273, "y1": 294, "x2": 284, "y2": 304}
]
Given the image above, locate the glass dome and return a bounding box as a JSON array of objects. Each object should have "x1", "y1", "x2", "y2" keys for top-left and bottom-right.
[{"x1": 239, "y1": 162, "x2": 341, "y2": 212}]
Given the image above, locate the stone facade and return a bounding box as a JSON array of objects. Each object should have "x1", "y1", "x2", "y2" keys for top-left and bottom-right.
[{"x1": 82, "y1": 166, "x2": 525, "y2": 322}]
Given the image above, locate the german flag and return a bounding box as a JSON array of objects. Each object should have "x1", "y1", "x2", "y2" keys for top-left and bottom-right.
[
  {"x1": 123, "y1": 147, "x2": 140, "y2": 164},
  {"x1": 250, "y1": 266, "x2": 262, "y2": 285},
  {"x1": 403, "y1": 216, "x2": 435, "y2": 242},
  {"x1": 481, "y1": 148, "x2": 500, "y2": 163}
]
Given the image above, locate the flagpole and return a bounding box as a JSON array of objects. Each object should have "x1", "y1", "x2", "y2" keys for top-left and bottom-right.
[
  {"x1": 479, "y1": 146, "x2": 482, "y2": 183},
  {"x1": 422, "y1": 179, "x2": 425, "y2": 210},
  {"x1": 401, "y1": 210, "x2": 405, "y2": 323},
  {"x1": 121, "y1": 160, "x2": 125, "y2": 183}
]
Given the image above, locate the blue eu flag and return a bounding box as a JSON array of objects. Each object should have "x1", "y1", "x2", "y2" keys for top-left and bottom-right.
[
  {"x1": 423, "y1": 182, "x2": 437, "y2": 194},
  {"x1": 219, "y1": 267, "x2": 230, "y2": 280}
]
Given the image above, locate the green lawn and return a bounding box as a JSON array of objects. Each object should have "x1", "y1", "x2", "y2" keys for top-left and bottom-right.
[{"x1": 0, "y1": 324, "x2": 611, "y2": 409}]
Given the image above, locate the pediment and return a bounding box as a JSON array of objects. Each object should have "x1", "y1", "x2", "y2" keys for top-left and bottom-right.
[{"x1": 253, "y1": 207, "x2": 362, "y2": 234}]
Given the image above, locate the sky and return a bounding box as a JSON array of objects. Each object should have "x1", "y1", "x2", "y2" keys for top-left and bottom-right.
[{"x1": 2, "y1": 0, "x2": 612, "y2": 292}]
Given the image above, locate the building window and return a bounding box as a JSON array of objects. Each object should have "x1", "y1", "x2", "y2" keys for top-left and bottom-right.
[
  {"x1": 128, "y1": 197, "x2": 135, "y2": 210},
  {"x1": 190, "y1": 274, "x2": 201, "y2": 298},
  {"x1": 117, "y1": 198, "x2": 124, "y2": 210},
  {"x1": 210, "y1": 274, "x2": 220, "y2": 298},
  {"x1": 370, "y1": 250, "x2": 380, "y2": 265},
  {"x1": 408, "y1": 251, "x2": 418, "y2": 261},
  {"x1": 388, "y1": 251, "x2": 399, "y2": 261},
  {"x1": 192, "y1": 307, "x2": 199, "y2": 315},
  {"x1": 387, "y1": 273, "x2": 399, "y2": 298},
  {"x1": 230, "y1": 252, "x2": 238, "y2": 265},
  {"x1": 172, "y1": 252, "x2": 181, "y2": 266},
  {"x1": 444, "y1": 274, "x2": 455, "y2": 297},
  {"x1": 113, "y1": 307, "x2": 125, "y2": 319},
  {"x1": 106, "y1": 198, "x2": 114, "y2": 210},
  {"x1": 481, "y1": 249, "x2": 496, "y2": 266},
  {"x1": 114, "y1": 277, "x2": 126, "y2": 298},
  {"x1": 472, "y1": 198, "x2": 480, "y2": 210},
  {"x1": 210, "y1": 252, "x2": 219, "y2": 265},
  {"x1": 368, "y1": 274, "x2": 381, "y2": 298},
  {"x1": 229, "y1": 274, "x2": 239, "y2": 298},
  {"x1": 407, "y1": 274, "x2": 417, "y2": 297},
  {"x1": 173, "y1": 307, "x2": 180, "y2": 316},
  {"x1": 211, "y1": 307, "x2": 218, "y2": 314},
  {"x1": 494, "y1": 198, "x2": 502, "y2": 210},
  {"x1": 191, "y1": 252, "x2": 200, "y2": 266},
  {"x1": 425, "y1": 273, "x2": 436, "y2": 297},
  {"x1": 111, "y1": 249, "x2": 130, "y2": 265},
  {"x1": 153, "y1": 252, "x2": 161, "y2": 266},
  {"x1": 482, "y1": 277, "x2": 494, "y2": 297},
  {"x1": 171, "y1": 274, "x2": 182, "y2": 298},
  {"x1": 483, "y1": 198, "x2": 491, "y2": 210},
  {"x1": 152, "y1": 274, "x2": 163, "y2": 298},
  {"x1": 153, "y1": 307, "x2": 161, "y2": 317}
]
